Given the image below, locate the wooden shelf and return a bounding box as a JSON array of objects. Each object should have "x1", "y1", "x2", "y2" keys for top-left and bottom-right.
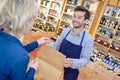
[
  {"x1": 37, "y1": 17, "x2": 46, "y2": 22},
  {"x1": 107, "y1": 3, "x2": 120, "y2": 8},
  {"x1": 109, "y1": 48, "x2": 120, "y2": 55},
  {"x1": 96, "y1": 33, "x2": 113, "y2": 40},
  {"x1": 46, "y1": 21, "x2": 56, "y2": 26},
  {"x1": 40, "y1": 11, "x2": 47, "y2": 14},
  {"x1": 103, "y1": 14, "x2": 120, "y2": 20},
  {"x1": 65, "y1": 4, "x2": 76, "y2": 8},
  {"x1": 113, "y1": 39, "x2": 120, "y2": 44},
  {"x1": 63, "y1": 12, "x2": 73, "y2": 16},
  {"x1": 39, "y1": 11, "x2": 46, "y2": 15},
  {"x1": 94, "y1": 42, "x2": 109, "y2": 50},
  {"x1": 40, "y1": 5, "x2": 48, "y2": 8},
  {"x1": 99, "y1": 24, "x2": 116, "y2": 31},
  {"x1": 51, "y1": 0, "x2": 62, "y2": 4},
  {"x1": 60, "y1": 19, "x2": 70, "y2": 24},
  {"x1": 47, "y1": 14, "x2": 57, "y2": 19},
  {"x1": 50, "y1": 8, "x2": 57, "y2": 11}
]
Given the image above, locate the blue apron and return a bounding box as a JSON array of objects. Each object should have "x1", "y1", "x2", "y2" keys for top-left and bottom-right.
[{"x1": 59, "y1": 30, "x2": 85, "y2": 80}]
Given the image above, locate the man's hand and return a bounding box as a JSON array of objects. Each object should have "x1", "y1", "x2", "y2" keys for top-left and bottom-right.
[{"x1": 62, "y1": 58, "x2": 73, "y2": 68}]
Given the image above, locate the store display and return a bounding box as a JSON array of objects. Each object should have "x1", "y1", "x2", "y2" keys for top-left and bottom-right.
[
  {"x1": 115, "y1": 32, "x2": 120, "y2": 42},
  {"x1": 97, "y1": 27, "x2": 114, "y2": 38},
  {"x1": 56, "y1": 0, "x2": 74, "y2": 35},
  {"x1": 67, "y1": 0, "x2": 82, "y2": 6},
  {"x1": 100, "y1": 17, "x2": 119, "y2": 29},
  {"x1": 60, "y1": 24, "x2": 69, "y2": 29},
  {"x1": 33, "y1": 0, "x2": 66, "y2": 37},
  {"x1": 116, "y1": 9, "x2": 120, "y2": 18},
  {"x1": 83, "y1": 0, "x2": 98, "y2": 12},
  {"x1": 42, "y1": 0, "x2": 51, "y2": 8},
  {"x1": 66, "y1": 7, "x2": 74, "y2": 15},
  {"x1": 83, "y1": 0, "x2": 99, "y2": 31},
  {"x1": 61, "y1": 14, "x2": 72, "y2": 23},
  {"x1": 49, "y1": 9, "x2": 58, "y2": 17},
  {"x1": 47, "y1": 16, "x2": 57, "y2": 24},
  {"x1": 90, "y1": 50, "x2": 106, "y2": 62},
  {"x1": 91, "y1": 49, "x2": 120, "y2": 78},
  {"x1": 110, "y1": 41, "x2": 120, "y2": 52},
  {"x1": 104, "y1": 5, "x2": 120, "y2": 19},
  {"x1": 51, "y1": 2, "x2": 60, "y2": 10},
  {"x1": 95, "y1": 35, "x2": 110, "y2": 47},
  {"x1": 94, "y1": 2, "x2": 120, "y2": 60},
  {"x1": 84, "y1": 21, "x2": 91, "y2": 30},
  {"x1": 40, "y1": 7, "x2": 48, "y2": 13}
]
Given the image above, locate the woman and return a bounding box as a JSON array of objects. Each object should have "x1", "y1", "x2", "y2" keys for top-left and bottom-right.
[{"x1": 0, "y1": 0, "x2": 50, "y2": 80}]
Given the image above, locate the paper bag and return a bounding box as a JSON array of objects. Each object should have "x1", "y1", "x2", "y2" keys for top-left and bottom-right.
[{"x1": 35, "y1": 45, "x2": 66, "y2": 80}]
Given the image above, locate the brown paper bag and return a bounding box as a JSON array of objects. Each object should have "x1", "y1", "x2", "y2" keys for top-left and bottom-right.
[{"x1": 35, "y1": 45, "x2": 66, "y2": 80}]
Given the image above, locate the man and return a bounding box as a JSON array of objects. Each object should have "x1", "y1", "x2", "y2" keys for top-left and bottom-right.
[{"x1": 50, "y1": 6, "x2": 94, "y2": 80}]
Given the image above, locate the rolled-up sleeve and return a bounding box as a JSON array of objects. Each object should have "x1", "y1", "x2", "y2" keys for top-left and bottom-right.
[{"x1": 71, "y1": 37, "x2": 94, "y2": 69}]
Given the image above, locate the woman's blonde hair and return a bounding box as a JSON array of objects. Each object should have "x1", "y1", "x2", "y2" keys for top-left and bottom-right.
[
  {"x1": 0, "y1": 0, "x2": 7, "y2": 14},
  {"x1": 0, "y1": 0, "x2": 38, "y2": 37}
]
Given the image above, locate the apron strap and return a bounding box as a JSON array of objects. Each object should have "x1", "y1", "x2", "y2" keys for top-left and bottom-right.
[
  {"x1": 64, "y1": 29, "x2": 71, "y2": 39},
  {"x1": 80, "y1": 31, "x2": 85, "y2": 46}
]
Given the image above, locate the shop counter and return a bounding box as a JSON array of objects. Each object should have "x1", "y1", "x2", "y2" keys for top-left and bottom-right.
[{"x1": 78, "y1": 61, "x2": 120, "y2": 80}]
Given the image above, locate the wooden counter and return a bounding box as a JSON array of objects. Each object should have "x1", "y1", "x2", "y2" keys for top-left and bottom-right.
[{"x1": 78, "y1": 61, "x2": 120, "y2": 80}]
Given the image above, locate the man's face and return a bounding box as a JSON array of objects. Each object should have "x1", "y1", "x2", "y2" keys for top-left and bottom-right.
[{"x1": 72, "y1": 11, "x2": 86, "y2": 29}]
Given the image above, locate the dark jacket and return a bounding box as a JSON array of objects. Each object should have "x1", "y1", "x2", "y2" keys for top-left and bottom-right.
[{"x1": 0, "y1": 30, "x2": 38, "y2": 80}]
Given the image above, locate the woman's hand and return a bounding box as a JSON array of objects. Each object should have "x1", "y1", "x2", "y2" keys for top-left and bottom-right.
[
  {"x1": 37, "y1": 37, "x2": 51, "y2": 45},
  {"x1": 30, "y1": 59, "x2": 39, "y2": 71}
]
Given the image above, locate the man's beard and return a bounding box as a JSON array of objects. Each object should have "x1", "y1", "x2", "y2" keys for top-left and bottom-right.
[
  {"x1": 73, "y1": 22, "x2": 84, "y2": 29},
  {"x1": 73, "y1": 25, "x2": 83, "y2": 29},
  {"x1": 74, "y1": 26, "x2": 81, "y2": 29}
]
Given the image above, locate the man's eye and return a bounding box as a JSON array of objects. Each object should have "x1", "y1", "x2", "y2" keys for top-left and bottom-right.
[{"x1": 78, "y1": 17, "x2": 82, "y2": 19}]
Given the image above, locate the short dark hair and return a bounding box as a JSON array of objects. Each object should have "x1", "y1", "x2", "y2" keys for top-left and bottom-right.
[{"x1": 74, "y1": 6, "x2": 90, "y2": 20}]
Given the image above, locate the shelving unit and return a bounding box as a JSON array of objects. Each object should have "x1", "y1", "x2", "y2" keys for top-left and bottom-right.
[
  {"x1": 94, "y1": 0, "x2": 120, "y2": 57},
  {"x1": 82, "y1": 0, "x2": 99, "y2": 31},
  {"x1": 33, "y1": 0, "x2": 65, "y2": 37}
]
